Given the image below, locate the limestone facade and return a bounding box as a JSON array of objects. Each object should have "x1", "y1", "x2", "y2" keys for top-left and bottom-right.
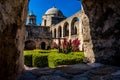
[
  {"x1": 50, "y1": 11, "x2": 84, "y2": 51},
  {"x1": 25, "y1": 7, "x2": 84, "y2": 50}
]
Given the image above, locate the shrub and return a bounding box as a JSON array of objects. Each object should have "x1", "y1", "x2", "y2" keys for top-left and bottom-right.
[
  {"x1": 50, "y1": 49, "x2": 58, "y2": 52},
  {"x1": 61, "y1": 39, "x2": 69, "y2": 53},
  {"x1": 55, "y1": 38, "x2": 80, "y2": 54},
  {"x1": 72, "y1": 38, "x2": 80, "y2": 52},
  {"x1": 38, "y1": 50, "x2": 50, "y2": 53},
  {"x1": 24, "y1": 53, "x2": 32, "y2": 67},
  {"x1": 53, "y1": 42, "x2": 58, "y2": 49},
  {"x1": 32, "y1": 53, "x2": 48, "y2": 67},
  {"x1": 48, "y1": 52, "x2": 84, "y2": 68},
  {"x1": 24, "y1": 50, "x2": 84, "y2": 68}
]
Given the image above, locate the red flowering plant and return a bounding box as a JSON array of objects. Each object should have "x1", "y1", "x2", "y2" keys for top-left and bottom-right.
[
  {"x1": 61, "y1": 39, "x2": 69, "y2": 53},
  {"x1": 53, "y1": 42, "x2": 58, "y2": 49},
  {"x1": 58, "y1": 38, "x2": 62, "y2": 53},
  {"x1": 54, "y1": 38, "x2": 80, "y2": 54},
  {"x1": 72, "y1": 38, "x2": 80, "y2": 52},
  {"x1": 68, "y1": 39, "x2": 73, "y2": 52},
  {"x1": 61, "y1": 38, "x2": 80, "y2": 54}
]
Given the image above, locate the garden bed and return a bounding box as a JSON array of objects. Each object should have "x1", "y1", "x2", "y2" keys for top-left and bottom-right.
[{"x1": 24, "y1": 50, "x2": 84, "y2": 68}]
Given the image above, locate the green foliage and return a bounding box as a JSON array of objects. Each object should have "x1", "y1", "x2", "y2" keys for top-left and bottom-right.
[
  {"x1": 32, "y1": 53, "x2": 48, "y2": 67},
  {"x1": 48, "y1": 52, "x2": 84, "y2": 68},
  {"x1": 54, "y1": 38, "x2": 80, "y2": 54},
  {"x1": 24, "y1": 53, "x2": 32, "y2": 67},
  {"x1": 38, "y1": 50, "x2": 50, "y2": 53},
  {"x1": 24, "y1": 50, "x2": 84, "y2": 68}
]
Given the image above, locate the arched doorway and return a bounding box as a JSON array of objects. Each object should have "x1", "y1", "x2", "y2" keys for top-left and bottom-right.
[
  {"x1": 71, "y1": 17, "x2": 79, "y2": 35},
  {"x1": 63, "y1": 22, "x2": 69, "y2": 37},
  {"x1": 41, "y1": 42, "x2": 46, "y2": 49},
  {"x1": 54, "y1": 28, "x2": 56, "y2": 38},
  {"x1": 58, "y1": 26, "x2": 62, "y2": 38},
  {"x1": 24, "y1": 40, "x2": 36, "y2": 50}
]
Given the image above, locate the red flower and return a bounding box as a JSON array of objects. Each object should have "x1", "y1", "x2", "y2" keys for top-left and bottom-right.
[{"x1": 53, "y1": 42, "x2": 58, "y2": 49}]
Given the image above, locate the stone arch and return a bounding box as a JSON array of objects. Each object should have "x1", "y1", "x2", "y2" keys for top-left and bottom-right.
[
  {"x1": 50, "y1": 30, "x2": 52, "y2": 38},
  {"x1": 58, "y1": 26, "x2": 62, "y2": 38},
  {"x1": 24, "y1": 40, "x2": 36, "y2": 50},
  {"x1": 71, "y1": 17, "x2": 79, "y2": 35},
  {"x1": 1, "y1": 1, "x2": 120, "y2": 80},
  {"x1": 74, "y1": 26, "x2": 77, "y2": 34},
  {"x1": 63, "y1": 22, "x2": 69, "y2": 37},
  {"x1": 51, "y1": 30, "x2": 54, "y2": 38},
  {"x1": 41, "y1": 42, "x2": 46, "y2": 49},
  {"x1": 54, "y1": 28, "x2": 56, "y2": 38}
]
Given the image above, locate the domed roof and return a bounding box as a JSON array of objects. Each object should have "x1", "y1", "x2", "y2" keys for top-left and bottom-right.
[{"x1": 45, "y1": 7, "x2": 64, "y2": 16}]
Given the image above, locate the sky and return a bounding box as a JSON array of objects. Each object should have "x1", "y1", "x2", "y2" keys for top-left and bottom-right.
[{"x1": 28, "y1": 0, "x2": 82, "y2": 25}]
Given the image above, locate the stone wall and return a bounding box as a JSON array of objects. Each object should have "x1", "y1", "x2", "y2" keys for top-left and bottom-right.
[
  {"x1": 0, "y1": 0, "x2": 29, "y2": 80},
  {"x1": 0, "y1": 0, "x2": 120, "y2": 79},
  {"x1": 82, "y1": 0, "x2": 120, "y2": 66}
]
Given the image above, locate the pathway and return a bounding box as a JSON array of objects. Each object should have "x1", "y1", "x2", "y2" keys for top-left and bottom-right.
[{"x1": 17, "y1": 63, "x2": 120, "y2": 80}]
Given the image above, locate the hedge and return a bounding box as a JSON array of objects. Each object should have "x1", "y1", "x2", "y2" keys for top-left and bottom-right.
[
  {"x1": 32, "y1": 53, "x2": 48, "y2": 67},
  {"x1": 24, "y1": 53, "x2": 32, "y2": 67},
  {"x1": 24, "y1": 50, "x2": 84, "y2": 68},
  {"x1": 48, "y1": 52, "x2": 84, "y2": 68}
]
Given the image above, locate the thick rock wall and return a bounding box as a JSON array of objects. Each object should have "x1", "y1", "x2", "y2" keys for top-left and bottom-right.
[
  {"x1": 82, "y1": 0, "x2": 120, "y2": 66},
  {"x1": 0, "y1": 0, "x2": 28, "y2": 80}
]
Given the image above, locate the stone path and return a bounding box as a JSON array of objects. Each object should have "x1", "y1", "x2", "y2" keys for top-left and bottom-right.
[{"x1": 17, "y1": 63, "x2": 120, "y2": 80}]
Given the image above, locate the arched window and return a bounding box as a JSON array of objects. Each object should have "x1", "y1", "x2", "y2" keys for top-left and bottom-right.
[
  {"x1": 58, "y1": 26, "x2": 62, "y2": 38},
  {"x1": 63, "y1": 22, "x2": 69, "y2": 37},
  {"x1": 24, "y1": 40, "x2": 36, "y2": 50},
  {"x1": 74, "y1": 26, "x2": 77, "y2": 34},
  {"x1": 54, "y1": 29, "x2": 56, "y2": 38},
  {"x1": 71, "y1": 17, "x2": 79, "y2": 35},
  {"x1": 44, "y1": 20, "x2": 46, "y2": 26},
  {"x1": 50, "y1": 30, "x2": 52, "y2": 37}
]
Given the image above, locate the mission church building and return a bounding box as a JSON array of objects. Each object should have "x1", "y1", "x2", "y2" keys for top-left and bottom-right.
[{"x1": 25, "y1": 6, "x2": 83, "y2": 50}]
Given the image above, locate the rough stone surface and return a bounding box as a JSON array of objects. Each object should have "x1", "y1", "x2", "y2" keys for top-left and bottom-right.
[
  {"x1": 87, "y1": 63, "x2": 103, "y2": 68},
  {"x1": 1, "y1": 0, "x2": 120, "y2": 79},
  {"x1": 17, "y1": 64, "x2": 120, "y2": 80},
  {"x1": 37, "y1": 76, "x2": 68, "y2": 80},
  {"x1": 0, "y1": 0, "x2": 29, "y2": 80},
  {"x1": 82, "y1": 0, "x2": 120, "y2": 65},
  {"x1": 57, "y1": 64, "x2": 93, "y2": 75}
]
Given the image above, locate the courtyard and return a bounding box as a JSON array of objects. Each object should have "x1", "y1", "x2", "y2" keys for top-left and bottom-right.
[
  {"x1": 20, "y1": 48, "x2": 120, "y2": 80},
  {"x1": 0, "y1": 0, "x2": 120, "y2": 80}
]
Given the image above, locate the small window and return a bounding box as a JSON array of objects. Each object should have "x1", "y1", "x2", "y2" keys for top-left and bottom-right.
[{"x1": 44, "y1": 20, "x2": 46, "y2": 26}]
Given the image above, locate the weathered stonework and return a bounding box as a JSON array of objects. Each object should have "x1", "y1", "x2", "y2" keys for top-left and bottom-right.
[
  {"x1": 82, "y1": 0, "x2": 120, "y2": 66},
  {"x1": 50, "y1": 11, "x2": 84, "y2": 51},
  {"x1": 26, "y1": 8, "x2": 84, "y2": 51},
  {"x1": 0, "y1": 0, "x2": 120, "y2": 79},
  {"x1": 0, "y1": 0, "x2": 29, "y2": 80},
  {"x1": 25, "y1": 25, "x2": 51, "y2": 50}
]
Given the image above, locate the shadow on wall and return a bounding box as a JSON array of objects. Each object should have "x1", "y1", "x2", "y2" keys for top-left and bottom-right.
[
  {"x1": 41, "y1": 42, "x2": 46, "y2": 50},
  {"x1": 24, "y1": 40, "x2": 36, "y2": 50},
  {"x1": 82, "y1": 0, "x2": 120, "y2": 66}
]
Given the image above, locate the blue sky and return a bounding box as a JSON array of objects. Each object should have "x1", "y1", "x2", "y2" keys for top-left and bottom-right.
[{"x1": 28, "y1": 0, "x2": 81, "y2": 25}]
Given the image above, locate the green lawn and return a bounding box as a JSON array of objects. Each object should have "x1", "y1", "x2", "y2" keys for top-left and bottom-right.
[{"x1": 24, "y1": 49, "x2": 84, "y2": 68}]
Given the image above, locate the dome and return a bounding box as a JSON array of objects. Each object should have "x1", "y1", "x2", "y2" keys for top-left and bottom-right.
[{"x1": 45, "y1": 7, "x2": 64, "y2": 16}]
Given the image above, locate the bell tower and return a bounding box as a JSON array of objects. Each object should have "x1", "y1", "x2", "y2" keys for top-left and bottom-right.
[{"x1": 27, "y1": 12, "x2": 36, "y2": 25}]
